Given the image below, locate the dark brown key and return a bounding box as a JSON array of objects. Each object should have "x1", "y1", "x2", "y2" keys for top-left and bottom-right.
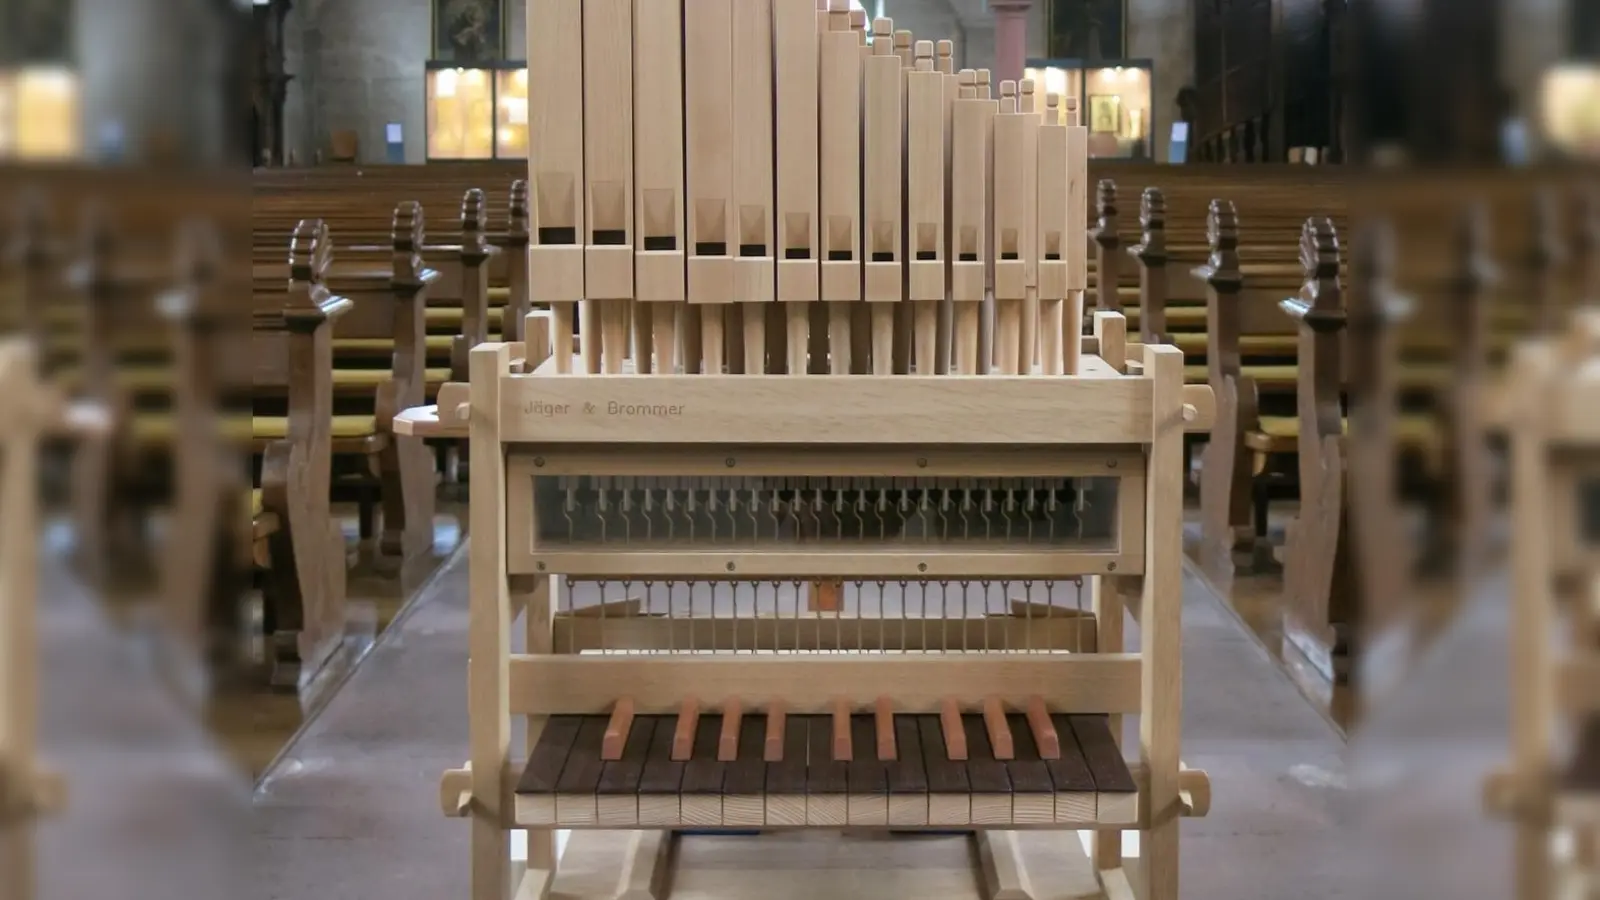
[
  {"x1": 723, "y1": 714, "x2": 768, "y2": 796},
  {"x1": 516, "y1": 715, "x2": 582, "y2": 794},
  {"x1": 637, "y1": 715, "x2": 685, "y2": 796},
  {"x1": 918, "y1": 714, "x2": 968, "y2": 794},
  {"x1": 597, "y1": 716, "x2": 657, "y2": 795},
  {"x1": 681, "y1": 713, "x2": 726, "y2": 795},
  {"x1": 1044, "y1": 713, "x2": 1096, "y2": 793},
  {"x1": 1004, "y1": 713, "x2": 1054, "y2": 794},
  {"x1": 848, "y1": 715, "x2": 887, "y2": 795},
  {"x1": 807, "y1": 714, "x2": 849, "y2": 795},
  {"x1": 1068, "y1": 715, "x2": 1136, "y2": 793},
  {"x1": 962, "y1": 714, "x2": 1011, "y2": 794},
  {"x1": 886, "y1": 715, "x2": 928, "y2": 797},
  {"x1": 554, "y1": 716, "x2": 610, "y2": 794},
  {"x1": 766, "y1": 714, "x2": 810, "y2": 795}
]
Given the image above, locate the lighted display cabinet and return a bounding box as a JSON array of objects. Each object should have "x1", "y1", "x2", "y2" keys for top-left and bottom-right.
[
  {"x1": 0, "y1": 65, "x2": 82, "y2": 161},
  {"x1": 1024, "y1": 58, "x2": 1153, "y2": 160},
  {"x1": 1023, "y1": 60, "x2": 1084, "y2": 122},
  {"x1": 425, "y1": 61, "x2": 528, "y2": 161},
  {"x1": 1083, "y1": 61, "x2": 1154, "y2": 160}
]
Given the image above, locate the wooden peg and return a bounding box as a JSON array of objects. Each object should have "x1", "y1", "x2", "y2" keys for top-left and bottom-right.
[
  {"x1": 764, "y1": 700, "x2": 787, "y2": 762},
  {"x1": 832, "y1": 697, "x2": 854, "y2": 761},
  {"x1": 939, "y1": 697, "x2": 968, "y2": 761},
  {"x1": 601, "y1": 696, "x2": 636, "y2": 761},
  {"x1": 671, "y1": 697, "x2": 700, "y2": 761},
  {"x1": 1025, "y1": 696, "x2": 1060, "y2": 759},
  {"x1": 983, "y1": 696, "x2": 1015, "y2": 760},
  {"x1": 718, "y1": 697, "x2": 744, "y2": 762},
  {"x1": 875, "y1": 696, "x2": 897, "y2": 761}
]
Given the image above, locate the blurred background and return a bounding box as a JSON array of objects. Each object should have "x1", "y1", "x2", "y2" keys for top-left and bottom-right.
[{"x1": 0, "y1": 0, "x2": 1595, "y2": 898}]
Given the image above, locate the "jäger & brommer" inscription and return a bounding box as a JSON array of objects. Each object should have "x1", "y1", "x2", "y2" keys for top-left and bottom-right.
[{"x1": 525, "y1": 400, "x2": 685, "y2": 419}]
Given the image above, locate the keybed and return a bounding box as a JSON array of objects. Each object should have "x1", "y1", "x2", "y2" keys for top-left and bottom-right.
[{"x1": 525, "y1": 0, "x2": 1086, "y2": 378}]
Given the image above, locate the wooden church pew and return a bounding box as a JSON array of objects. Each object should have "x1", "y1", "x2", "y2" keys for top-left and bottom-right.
[
  {"x1": 251, "y1": 219, "x2": 353, "y2": 688},
  {"x1": 253, "y1": 207, "x2": 438, "y2": 566}
]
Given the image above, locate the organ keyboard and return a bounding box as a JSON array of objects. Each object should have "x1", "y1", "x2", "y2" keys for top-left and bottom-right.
[{"x1": 517, "y1": 704, "x2": 1136, "y2": 829}]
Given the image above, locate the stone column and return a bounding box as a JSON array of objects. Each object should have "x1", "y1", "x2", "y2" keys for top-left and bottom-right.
[{"x1": 991, "y1": 0, "x2": 1033, "y2": 89}]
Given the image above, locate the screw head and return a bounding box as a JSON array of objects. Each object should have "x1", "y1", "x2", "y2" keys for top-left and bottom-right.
[
  {"x1": 726, "y1": 562, "x2": 737, "y2": 572},
  {"x1": 1107, "y1": 459, "x2": 1118, "y2": 469},
  {"x1": 1107, "y1": 562, "x2": 1117, "y2": 572},
  {"x1": 537, "y1": 562, "x2": 546, "y2": 571},
  {"x1": 917, "y1": 563, "x2": 928, "y2": 573},
  {"x1": 725, "y1": 457, "x2": 736, "y2": 468},
  {"x1": 916, "y1": 458, "x2": 928, "y2": 468},
  {"x1": 534, "y1": 457, "x2": 545, "y2": 467}
]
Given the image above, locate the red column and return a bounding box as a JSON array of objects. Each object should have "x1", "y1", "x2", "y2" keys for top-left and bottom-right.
[{"x1": 991, "y1": 0, "x2": 1033, "y2": 89}]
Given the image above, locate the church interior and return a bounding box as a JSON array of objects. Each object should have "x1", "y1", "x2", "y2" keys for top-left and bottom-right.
[{"x1": 2, "y1": 0, "x2": 1600, "y2": 898}]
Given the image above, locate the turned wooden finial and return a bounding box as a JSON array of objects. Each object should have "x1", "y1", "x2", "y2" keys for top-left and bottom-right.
[
  {"x1": 1454, "y1": 201, "x2": 1495, "y2": 302},
  {"x1": 1200, "y1": 199, "x2": 1241, "y2": 289},
  {"x1": 461, "y1": 187, "x2": 488, "y2": 247},
  {"x1": 1132, "y1": 187, "x2": 1167, "y2": 261},
  {"x1": 287, "y1": 219, "x2": 333, "y2": 311},
  {"x1": 1091, "y1": 179, "x2": 1119, "y2": 246},
  {"x1": 393, "y1": 200, "x2": 426, "y2": 282},
  {"x1": 509, "y1": 179, "x2": 530, "y2": 240},
  {"x1": 1529, "y1": 187, "x2": 1566, "y2": 331},
  {"x1": 1299, "y1": 217, "x2": 1343, "y2": 323}
]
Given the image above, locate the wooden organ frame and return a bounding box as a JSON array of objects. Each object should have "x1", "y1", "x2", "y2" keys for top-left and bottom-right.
[
  {"x1": 1485, "y1": 311, "x2": 1600, "y2": 900},
  {"x1": 407, "y1": 328, "x2": 1216, "y2": 899},
  {"x1": 0, "y1": 339, "x2": 93, "y2": 900}
]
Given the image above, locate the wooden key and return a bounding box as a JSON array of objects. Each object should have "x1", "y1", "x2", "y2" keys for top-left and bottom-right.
[
  {"x1": 939, "y1": 697, "x2": 968, "y2": 761},
  {"x1": 601, "y1": 696, "x2": 635, "y2": 761},
  {"x1": 1024, "y1": 696, "x2": 1060, "y2": 759},
  {"x1": 875, "y1": 696, "x2": 897, "y2": 761},
  {"x1": 982, "y1": 696, "x2": 1014, "y2": 760},
  {"x1": 671, "y1": 697, "x2": 700, "y2": 761},
  {"x1": 764, "y1": 700, "x2": 787, "y2": 762},
  {"x1": 718, "y1": 698, "x2": 744, "y2": 762},
  {"x1": 832, "y1": 697, "x2": 853, "y2": 761}
]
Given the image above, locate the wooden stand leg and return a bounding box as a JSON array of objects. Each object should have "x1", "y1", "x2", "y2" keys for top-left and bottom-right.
[
  {"x1": 975, "y1": 831, "x2": 1038, "y2": 900},
  {"x1": 615, "y1": 830, "x2": 676, "y2": 900},
  {"x1": 1091, "y1": 573, "x2": 1127, "y2": 873}
]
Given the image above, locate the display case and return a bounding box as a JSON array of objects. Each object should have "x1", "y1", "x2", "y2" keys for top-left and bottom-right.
[
  {"x1": 1023, "y1": 60, "x2": 1084, "y2": 123},
  {"x1": 1082, "y1": 61, "x2": 1154, "y2": 161},
  {"x1": 0, "y1": 65, "x2": 81, "y2": 161},
  {"x1": 425, "y1": 62, "x2": 528, "y2": 160},
  {"x1": 1542, "y1": 62, "x2": 1600, "y2": 161},
  {"x1": 494, "y1": 67, "x2": 529, "y2": 158}
]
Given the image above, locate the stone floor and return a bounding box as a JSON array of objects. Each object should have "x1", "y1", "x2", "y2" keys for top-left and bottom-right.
[{"x1": 29, "y1": 531, "x2": 1518, "y2": 899}]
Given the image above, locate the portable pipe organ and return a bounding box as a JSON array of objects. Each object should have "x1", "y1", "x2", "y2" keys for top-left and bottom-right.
[
  {"x1": 409, "y1": 2, "x2": 1215, "y2": 898},
  {"x1": 1482, "y1": 311, "x2": 1600, "y2": 900}
]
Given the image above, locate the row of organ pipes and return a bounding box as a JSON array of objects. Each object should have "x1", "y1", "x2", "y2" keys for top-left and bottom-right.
[{"x1": 527, "y1": 0, "x2": 1089, "y2": 379}]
